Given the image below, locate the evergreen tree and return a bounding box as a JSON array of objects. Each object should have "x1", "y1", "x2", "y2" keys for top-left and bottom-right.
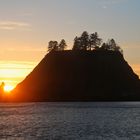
[
  {"x1": 80, "y1": 31, "x2": 89, "y2": 50},
  {"x1": 59, "y1": 39, "x2": 67, "y2": 51},
  {"x1": 72, "y1": 31, "x2": 89, "y2": 50},
  {"x1": 107, "y1": 39, "x2": 117, "y2": 50},
  {"x1": 107, "y1": 39, "x2": 123, "y2": 53},
  {"x1": 89, "y1": 32, "x2": 102, "y2": 50},
  {"x1": 73, "y1": 36, "x2": 81, "y2": 50},
  {"x1": 48, "y1": 41, "x2": 58, "y2": 52},
  {"x1": 100, "y1": 43, "x2": 110, "y2": 50},
  {"x1": 100, "y1": 39, "x2": 123, "y2": 54}
]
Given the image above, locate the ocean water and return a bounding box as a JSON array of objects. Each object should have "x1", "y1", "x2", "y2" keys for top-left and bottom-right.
[{"x1": 0, "y1": 102, "x2": 140, "y2": 140}]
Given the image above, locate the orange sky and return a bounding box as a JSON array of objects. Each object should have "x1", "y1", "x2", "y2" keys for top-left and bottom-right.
[{"x1": 0, "y1": 61, "x2": 38, "y2": 88}]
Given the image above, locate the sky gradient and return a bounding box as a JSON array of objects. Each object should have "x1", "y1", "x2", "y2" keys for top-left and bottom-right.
[{"x1": 0, "y1": 0, "x2": 140, "y2": 87}]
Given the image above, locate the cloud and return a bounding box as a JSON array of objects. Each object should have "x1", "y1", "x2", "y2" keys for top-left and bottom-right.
[
  {"x1": 100, "y1": 0, "x2": 128, "y2": 4},
  {"x1": 99, "y1": 0, "x2": 128, "y2": 9},
  {"x1": 0, "y1": 60, "x2": 36, "y2": 70},
  {"x1": 0, "y1": 21, "x2": 30, "y2": 30}
]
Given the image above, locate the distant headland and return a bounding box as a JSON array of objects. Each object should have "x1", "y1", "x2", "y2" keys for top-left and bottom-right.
[{"x1": 4, "y1": 31, "x2": 140, "y2": 101}]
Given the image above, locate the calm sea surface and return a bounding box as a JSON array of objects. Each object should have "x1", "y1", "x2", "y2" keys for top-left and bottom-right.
[{"x1": 0, "y1": 102, "x2": 140, "y2": 140}]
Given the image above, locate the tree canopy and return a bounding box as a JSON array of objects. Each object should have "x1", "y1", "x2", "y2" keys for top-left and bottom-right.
[
  {"x1": 47, "y1": 31, "x2": 123, "y2": 54},
  {"x1": 48, "y1": 39, "x2": 67, "y2": 52},
  {"x1": 100, "y1": 39, "x2": 123, "y2": 54},
  {"x1": 72, "y1": 31, "x2": 102, "y2": 51}
]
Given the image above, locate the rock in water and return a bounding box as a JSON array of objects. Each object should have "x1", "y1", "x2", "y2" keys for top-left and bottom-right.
[{"x1": 11, "y1": 50, "x2": 140, "y2": 102}]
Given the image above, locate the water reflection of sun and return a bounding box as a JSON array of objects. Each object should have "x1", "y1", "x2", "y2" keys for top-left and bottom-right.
[{"x1": 4, "y1": 85, "x2": 14, "y2": 92}]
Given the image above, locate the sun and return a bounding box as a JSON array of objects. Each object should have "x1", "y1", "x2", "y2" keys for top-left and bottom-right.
[{"x1": 4, "y1": 85, "x2": 14, "y2": 92}]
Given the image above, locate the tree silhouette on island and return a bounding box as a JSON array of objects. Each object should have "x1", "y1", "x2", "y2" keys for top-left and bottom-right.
[
  {"x1": 48, "y1": 31, "x2": 123, "y2": 54},
  {"x1": 7, "y1": 31, "x2": 140, "y2": 102},
  {"x1": 48, "y1": 39, "x2": 67, "y2": 52}
]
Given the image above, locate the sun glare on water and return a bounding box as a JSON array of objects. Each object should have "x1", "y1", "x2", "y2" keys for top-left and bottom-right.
[{"x1": 4, "y1": 85, "x2": 14, "y2": 92}]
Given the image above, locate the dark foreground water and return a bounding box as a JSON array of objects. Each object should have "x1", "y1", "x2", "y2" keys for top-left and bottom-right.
[{"x1": 0, "y1": 102, "x2": 140, "y2": 140}]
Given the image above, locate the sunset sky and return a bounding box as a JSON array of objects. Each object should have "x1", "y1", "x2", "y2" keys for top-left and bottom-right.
[{"x1": 0, "y1": 0, "x2": 140, "y2": 88}]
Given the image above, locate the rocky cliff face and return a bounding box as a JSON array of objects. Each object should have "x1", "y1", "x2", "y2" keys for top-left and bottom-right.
[{"x1": 11, "y1": 50, "x2": 140, "y2": 101}]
